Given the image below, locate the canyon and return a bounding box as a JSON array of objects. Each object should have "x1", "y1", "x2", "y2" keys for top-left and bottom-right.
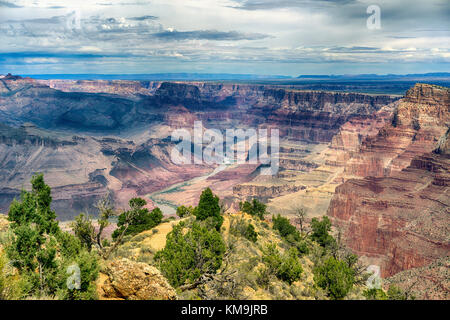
[
  {"x1": 0, "y1": 75, "x2": 397, "y2": 216},
  {"x1": 0, "y1": 74, "x2": 448, "y2": 293}
]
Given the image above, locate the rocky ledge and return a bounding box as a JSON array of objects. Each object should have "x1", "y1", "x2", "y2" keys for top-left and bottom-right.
[{"x1": 97, "y1": 258, "x2": 177, "y2": 300}]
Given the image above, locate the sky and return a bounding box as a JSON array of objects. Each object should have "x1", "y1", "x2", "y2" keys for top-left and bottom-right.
[{"x1": 0, "y1": 0, "x2": 449, "y2": 76}]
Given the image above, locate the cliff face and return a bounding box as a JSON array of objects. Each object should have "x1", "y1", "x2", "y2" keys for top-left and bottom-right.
[
  {"x1": 343, "y1": 84, "x2": 449, "y2": 178},
  {"x1": 328, "y1": 150, "x2": 449, "y2": 277},
  {"x1": 40, "y1": 79, "x2": 160, "y2": 97},
  {"x1": 327, "y1": 84, "x2": 450, "y2": 277},
  {"x1": 233, "y1": 184, "x2": 305, "y2": 199},
  {"x1": 35, "y1": 79, "x2": 397, "y2": 143}
]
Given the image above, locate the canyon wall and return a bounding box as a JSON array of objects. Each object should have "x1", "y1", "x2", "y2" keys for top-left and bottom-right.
[
  {"x1": 327, "y1": 84, "x2": 449, "y2": 277},
  {"x1": 343, "y1": 84, "x2": 449, "y2": 178}
]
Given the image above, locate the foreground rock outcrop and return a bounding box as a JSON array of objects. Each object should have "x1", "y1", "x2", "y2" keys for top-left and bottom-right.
[{"x1": 97, "y1": 258, "x2": 177, "y2": 300}]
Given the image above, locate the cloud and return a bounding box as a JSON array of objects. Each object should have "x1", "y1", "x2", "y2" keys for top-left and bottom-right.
[
  {"x1": 78, "y1": 46, "x2": 102, "y2": 52},
  {"x1": 152, "y1": 29, "x2": 269, "y2": 41},
  {"x1": 6, "y1": 16, "x2": 65, "y2": 24},
  {"x1": 97, "y1": 1, "x2": 151, "y2": 6},
  {"x1": 0, "y1": 0, "x2": 21, "y2": 8},
  {"x1": 0, "y1": 0, "x2": 448, "y2": 75},
  {"x1": 128, "y1": 15, "x2": 158, "y2": 21},
  {"x1": 0, "y1": 51, "x2": 131, "y2": 61},
  {"x1": 23, "y1": 58, "x2": 59, "y2": 64},
  {"x1": 228, "y1": 0, "x2": 355, "y2": 10}
]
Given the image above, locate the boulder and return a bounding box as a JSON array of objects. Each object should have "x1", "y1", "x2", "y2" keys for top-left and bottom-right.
[{"x1": 98, "y1": 258, "x2": 177, "y2": 300}]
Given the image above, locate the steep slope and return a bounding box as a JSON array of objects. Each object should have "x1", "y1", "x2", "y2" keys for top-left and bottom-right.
[
  {"x1": 384, "y1": 256, "x2": 449, "y2": 300},
  {"x1": 327, "y1": 84, "x2": 449, "y2": 278},
  {"x1": 109, "y1": 213, "x2": 329, "y2": 300},
  {"x1": 0, "y1": 122, "x2": 212, "y2": 219},
  {"x1": 0, "y1": 76, "x2": 138, "y2": 131},
  {"x1": 343, "y1": 84, "x2": 449, "y2": 178}
]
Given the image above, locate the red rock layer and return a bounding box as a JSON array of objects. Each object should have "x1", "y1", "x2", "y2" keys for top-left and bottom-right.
[
  {"x1": 343, "y1": 84, "x2": 449, "y2": 178},
  {"x1": 327, "y1": 84, "x2": 450, "y2": 277},
  {"x1": 328, "y1": 150, "x2": 449, "y2": 277}
]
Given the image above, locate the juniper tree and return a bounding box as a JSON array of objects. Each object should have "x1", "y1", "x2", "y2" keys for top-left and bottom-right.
[
  {"x1": 310, "y1": 216, "x2": 336, "y2": 248},
  {"x1": 239, "y1": 198, "x2": 267, "y2": 220},
  {"x1": 193, "y1": 188, "x2": 223, "y2": 230},
  {"x1": 6, "y1": 174, "x2": 99, "y2": 299},
  {"x1": 7, "y1": 174, "x2": 60, "y2": 295}
]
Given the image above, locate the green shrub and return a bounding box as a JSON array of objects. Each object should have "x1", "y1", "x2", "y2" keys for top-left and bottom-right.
[
  {"x1": 112, "y1": 198, "x2": 163, "y2": 240},
  {"x1": 262, "y1": 244, "x2": 303, "y2": 285},
  {"x1": 387, "y1": 285, "x2": 415, "y2": 300},
  {"x1": 155, "y1": 221, "x2": 226, "y2": 288},
  {"x1": 193, "y1": 188, "x2": 223, "y2": 230},
  {"x1": 272, "y1": 214, "x2": 298, "y2": 239},
  {"x1": 71, "y1": 213, "x2": 95, "y2": 251},
  {"x1": 255, "y1": 267, "x2": 271, "y2": 288},
  {"x1": 57, "y1": 249, "x2": 99, "y2": 300},
  {"x1": 5, "y1": 174, "x2": 99, "y2": 299},
  {"x1": 229, "y1": 217, "x2": 258, "y2": 243},
  {"x1": 363, "y1": 288, "x2": 388, "y2": 300},
  {"x1": 0, "y1": 249, "x2": 23, "y2": 299},
  {"x1": 272, "y1": 214, "x2": 309, "y2": 255},
  {"x1": 239, "y1": 199, "x2": 267, "y2": 219},
  {"x1": 313, "y1": 256, "x2": 355, "y2": 300},
  {"x1": 244, "y1": 224, "x2": 258, "y2": 243},
  {"x1": 176, "y1": 205, "x2": 194, "y2": 218},
  {"x1": 102, "y1": 239, "x2": 110, "y2": 248},
  {"x1": 310, "y1": 216, "x2": 335, "y2": 248},
  {"x1": 276, "y1": 247, "x2": 303, "y2": 284}
]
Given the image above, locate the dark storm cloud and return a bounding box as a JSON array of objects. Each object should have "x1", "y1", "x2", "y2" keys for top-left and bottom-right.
[
  {"x1": 152, "y1": 30, "x2": 269, "y2": 41},
  {"x1": 0, "y1": 1, "x2": 22, "y2": 8},
  {"x1": 128, "y1": 15, "x2": 158, "y2": 21},
  {"x1": 230, "y1": 0, "x2": 449, "y2": 34},
  {"x1": 229, "y1": 0, "x2": 355, "y2": 10},
  {"x1": 388, "y1": 36, "x2": 417, "y2": 39},
  {"x1": 330, "y1": 0, "x2": 450, "y2": 31},
  {"x1": 6, "y1": 16, "x2": 65, "y2": 24},
  {"x1": 325, "y1": 47, "x2": 382, "y2": 53},
  {"x1": 0, "y1": 51, "x2": 132, "y2": 61},
  {"x1": 97, "y1": 1, "x2": 150, "y2": 6}
]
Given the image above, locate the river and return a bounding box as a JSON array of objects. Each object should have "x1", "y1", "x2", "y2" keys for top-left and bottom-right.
[{"x1": 147, "y1": 163, "x2": 234, "y2": 215}]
